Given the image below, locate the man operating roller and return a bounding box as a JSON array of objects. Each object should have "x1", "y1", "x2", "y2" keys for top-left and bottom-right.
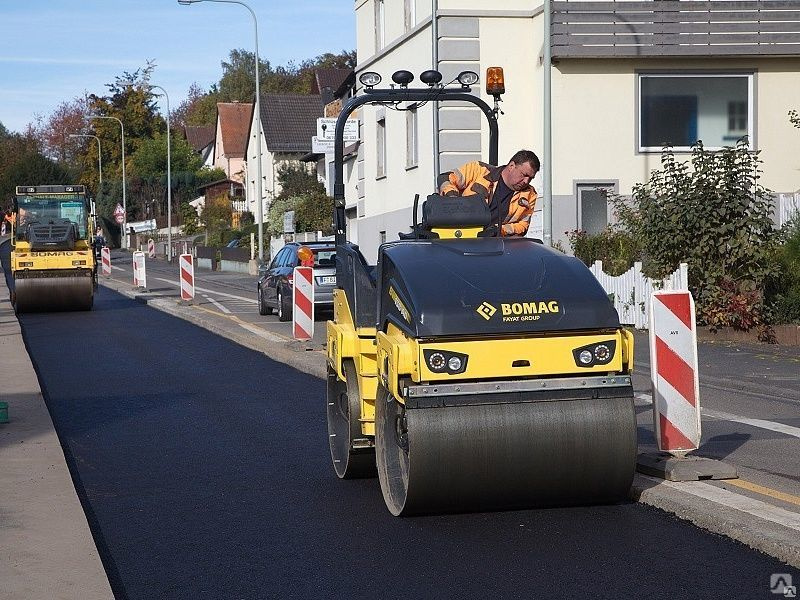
[{"x1": 437, "y1": 149, "x2": 540, "y2": 237}]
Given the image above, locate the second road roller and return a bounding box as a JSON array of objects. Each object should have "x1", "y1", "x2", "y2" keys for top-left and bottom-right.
[
  {"x1": 9, "y1": 184, "x2": 97, "y2": 313},
  {"x1": 325, "y1": 68, "x2": 636, "y2": 515}
]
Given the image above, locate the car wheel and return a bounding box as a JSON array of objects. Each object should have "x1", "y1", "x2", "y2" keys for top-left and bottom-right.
[
  {"x1": 277, "y1": 288, "x2": 291, "y2": 322},
  {"x1": 258, "y1": 285, "x2": 272, "y2": 315}
]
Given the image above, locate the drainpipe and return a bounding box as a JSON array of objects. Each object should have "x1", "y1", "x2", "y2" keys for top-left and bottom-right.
[
  {"x1": 543, "y1": 0, "x2": 553, "y2": 246},
  {"x1": 432, "y1": 0, "x2": 440, "y2": 187}
]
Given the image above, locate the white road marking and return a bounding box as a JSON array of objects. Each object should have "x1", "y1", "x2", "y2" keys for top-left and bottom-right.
[
  {"x1": 641, "y1": 475, "x2": 800, "y2": 532},
  {"x1": 112, "y1": 265, "x2": 125, "y2": 271},
  {"x1": 635, "y1": 391, "x2": 800, "y2": 439},
  {"x1": 235, "y1": 321, "x2": 285, "y2": 342},
  {"x1": 202, "y1": 294, "x2": 231, "y2": 314},
  {"x1": 154, "y1": 277, "x2": 256, "y2": 303}
]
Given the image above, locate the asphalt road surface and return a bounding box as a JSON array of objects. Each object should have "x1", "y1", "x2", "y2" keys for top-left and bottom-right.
[{"x1": 16, "y1": 284, "x2": 794, "y2": 599}]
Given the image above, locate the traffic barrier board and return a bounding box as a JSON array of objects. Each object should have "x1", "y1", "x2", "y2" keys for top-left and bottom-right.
[
  {"x1": 148, "y1": 238, "x2": 155, "y2": 258},
  {"x1": 179, "y1": 254, "x2": 194, "y2": 301},
  {"x1": 649, "y1": 290, "x2": 701, "y2": 453},
  {"x1": 133, "y1": 251, "x2": 147, "y2": 290},
  {"x1": 292, "y1": 266, "x2": 314, "y2": 340},
  {"x1": 101, "y1": 247, "x2": 111, "y2": 277}
]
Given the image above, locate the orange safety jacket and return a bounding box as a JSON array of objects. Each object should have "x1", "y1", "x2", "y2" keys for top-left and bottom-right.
[{"x1": 437, "y1": 161, "x2": 536, "y2": 237}]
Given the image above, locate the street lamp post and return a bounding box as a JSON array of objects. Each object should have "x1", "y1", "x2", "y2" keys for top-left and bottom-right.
[
  {"x1": 178, "y1": 0, "x2": 264, "y2": 263},
  {"x1": 68, "y1": 133, "x2": 103, "y2": 193},
  {"x1": 88, "y1": 115, "x2": 126, "y2": 249},
  {"x1": 151, "y1": 84, "x2": 173, "y2": 261}
]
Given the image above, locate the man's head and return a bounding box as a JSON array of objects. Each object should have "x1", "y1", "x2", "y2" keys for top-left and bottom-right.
[{"x1": 501, "y1": 149, "x2": 540, "y2": 191}]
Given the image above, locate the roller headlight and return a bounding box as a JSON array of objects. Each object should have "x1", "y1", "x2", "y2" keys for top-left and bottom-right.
[
  {"x1": 428, "y1": 352, "x2": 446, "y2": 371},
  {"x1": 578, "y1": 350, "x2": 593, "y2": 365},
  {"x1": 423, "y1": 349, "x2": 468, "y2": 375},
  {"x1": 572, "y1": 340, "x2": 616, "y2": 368}
]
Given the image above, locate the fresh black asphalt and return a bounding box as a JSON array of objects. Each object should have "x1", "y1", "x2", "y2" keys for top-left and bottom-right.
[{"x1": 15, "y1": 284, "x2": 795, "y2": 599}]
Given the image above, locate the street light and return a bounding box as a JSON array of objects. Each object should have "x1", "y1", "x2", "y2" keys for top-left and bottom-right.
[
  {"x1": 88, "y1": 115, "x2": 127, "y2": 249},
  {"x1": 178, "y1": 0, "x2": 264, "y2": 263},
  {"x1": 151, "y1": 84, "x2": 173, "y2": 261},
  {"x1": 68, "y1": 133, "x2": 103, "y2": 194}
]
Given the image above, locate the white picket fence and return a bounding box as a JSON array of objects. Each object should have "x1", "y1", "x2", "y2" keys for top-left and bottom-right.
[
  {"x1": 590, "y1": 261, "x2": 689, "y2": 329},
  {"x1": 777, "y1": 193, "x2": 800, "y2": 227}
]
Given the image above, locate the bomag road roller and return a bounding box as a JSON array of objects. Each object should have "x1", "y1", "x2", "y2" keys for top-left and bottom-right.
[
  {"x1": 326, "y1": 68, "x2": 636, "y2": 516},
  {"x1": 10, "y1": 185, "x2": 97, "y2": 313}
]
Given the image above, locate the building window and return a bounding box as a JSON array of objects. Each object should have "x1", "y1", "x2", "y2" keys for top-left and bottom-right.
[
  {"x1": 375, "y1": 0, "x2": 385, "y2": 51},
  {"x1": 406, "y1": 107, "x2": 418, "y2": 169},
  {"x1": 376, "y1": 116, "x2": 386, "y2": 178},
  {"x1": 577, "y1": 185, "x2": 612, "y2": 236},
  {"x1": 638, "y1": 73, "x2": 753, "y2": 152},
  {"x1": 404, "y1": 0, "x2": 416, "y2": 32}
]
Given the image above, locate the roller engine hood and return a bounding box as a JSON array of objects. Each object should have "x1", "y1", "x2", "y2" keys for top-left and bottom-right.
[{"x1": 377, "y1": 237, "x2": 620, "y2": 337}]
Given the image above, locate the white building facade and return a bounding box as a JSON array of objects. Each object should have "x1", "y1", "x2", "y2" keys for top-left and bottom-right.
[{"x1": 349, "y1": 0, "x2": 800, "y2": 261}]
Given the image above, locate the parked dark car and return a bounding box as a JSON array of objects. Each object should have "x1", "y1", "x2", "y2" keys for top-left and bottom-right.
[{"x1": 257, "y1": 241, "x2": 336, "y2": 321}]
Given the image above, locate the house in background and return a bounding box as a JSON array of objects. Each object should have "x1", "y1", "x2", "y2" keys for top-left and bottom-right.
[
  {"x1": 214, "y1": 102, "x2": 252, "y2": 183},
  {"x1": 349, "y1": 0, "x2": 800, "y2": 261},
  {"x1": 183, "y1": 125, "x2": 215, "y2": 169},
  {"x1": 244, "y1": 93, "x2": 323, "y2": 218},
  {"x1": 196, "y1": 178, "x2": 247, "y2": 228}
]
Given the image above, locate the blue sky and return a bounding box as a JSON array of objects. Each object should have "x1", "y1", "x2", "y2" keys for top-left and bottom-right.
[{"x1": 0, "y1": 1, "x2": 355, "y2": 133}]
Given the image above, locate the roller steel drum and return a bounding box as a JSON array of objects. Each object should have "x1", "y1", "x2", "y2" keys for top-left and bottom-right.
[
  {"x1": 14, "y1": 273, "x2": 94, "y2": 313},
  {"x1": 376, "y1": 386, "x2": 637, "y2": 516}
]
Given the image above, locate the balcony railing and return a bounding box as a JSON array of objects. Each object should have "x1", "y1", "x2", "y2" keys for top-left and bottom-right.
[{"x1": 552, "y1": 1, "x2": 800, "y2": 58}]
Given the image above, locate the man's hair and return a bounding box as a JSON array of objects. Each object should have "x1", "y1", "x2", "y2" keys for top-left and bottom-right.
[{"x1": 509, "y1": 149, "x2": 540, "y2": 172}]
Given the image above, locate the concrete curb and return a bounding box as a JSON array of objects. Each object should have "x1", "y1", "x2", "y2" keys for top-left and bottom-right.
[
  {"x1": 0, "y1": 274, "x2": 114, "y2": 600},
  {"x1": 103, "y1": 278, "x2": 800, "y2": 569}
]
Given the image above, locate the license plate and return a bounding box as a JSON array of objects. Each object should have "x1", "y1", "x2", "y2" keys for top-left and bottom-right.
[{"x1": 319, "y1": 275, "x2": 336, "y2": 285}]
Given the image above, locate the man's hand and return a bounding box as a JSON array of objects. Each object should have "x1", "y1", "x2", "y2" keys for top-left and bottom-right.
[{"x1": 502, "y1": 224, "x2": 515, "y2": 236}]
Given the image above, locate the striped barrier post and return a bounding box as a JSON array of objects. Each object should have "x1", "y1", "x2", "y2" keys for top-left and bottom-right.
[
  {"x1": 649, "y1": 290, "x2": 701, "y2": 454},
  {"x1": 101, "y1": 247, "x2": 111, "y2": 277},
  {"x1": 133, "y1": 251, "x2": 147, "y2": 290},
  {"x1": 148, "y1": 238, "x2": 155, "y2": 258},
  {"x1": 292, "y1": 266, "x2": 314, "y2": 340},
  {"x1": 179, "y1": 254, "x2": 195, "y2": 302}
]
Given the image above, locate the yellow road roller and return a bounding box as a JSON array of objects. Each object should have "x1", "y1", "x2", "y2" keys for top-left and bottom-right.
[
  {"x1": 326, "y1": 69, "x2": 636, "y2": 515},
  {"x1": 10, "y1": 185, "x2": 97, "y2": 313}
]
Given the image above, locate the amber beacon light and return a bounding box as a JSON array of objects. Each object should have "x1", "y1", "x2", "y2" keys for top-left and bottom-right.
[{"x1": 486, "y1": 67, "x2": 505, "y2": 97}]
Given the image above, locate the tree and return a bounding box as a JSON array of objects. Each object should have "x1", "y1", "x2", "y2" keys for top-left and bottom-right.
[
  {"x1": 0, "y1": 130, "x2": 70, "y2": 206},
  {"x1": 202, "y1": 194, "x2": 234, "y2": 246},
  {"x1": 266, "y1": 164, "x2": 333, "y2": 235}
]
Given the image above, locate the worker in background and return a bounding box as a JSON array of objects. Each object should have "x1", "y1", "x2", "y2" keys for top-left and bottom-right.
[{"x1": 437, "y1": 149, "x2": 540, "y2": 237}]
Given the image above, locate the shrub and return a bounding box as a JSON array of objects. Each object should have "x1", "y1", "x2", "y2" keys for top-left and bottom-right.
[
  {"x1": 766, "y1": 217, "x2": 800, "y2": 324},
  {"x1": 566, "y1": 227, "x2": 641, "y2": 276},
  {"x1": 611, "y1": 140, "x2": 781, "y2": 334}
]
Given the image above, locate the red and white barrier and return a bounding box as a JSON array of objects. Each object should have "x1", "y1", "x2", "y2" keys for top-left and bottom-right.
[
  {"x1": 649, "y1": 290, "x2": 701, "y2": 453},
  {"x1": 133, "y1": 251, "x2": 147, "y2": 289},
  {"x1": 179, "y1": 254, "x2": 195, "y2": 301},
  {"x1": 292, "y1": 266, "x2": 314, "y2": 340},
  {"x1": 147, "y1": 238, "x2": 155, "y2": 258},
  {"x1": 101, "y1": 246, "x2": 111, "y2": 277}
]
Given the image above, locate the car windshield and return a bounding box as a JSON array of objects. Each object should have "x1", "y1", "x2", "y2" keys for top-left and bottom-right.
[{"x1": 313, "y1": 248, "x2": 336, "y2": 268}]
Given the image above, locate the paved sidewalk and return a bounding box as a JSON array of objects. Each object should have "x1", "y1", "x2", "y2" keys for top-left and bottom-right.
[{"x1": 0, "y1": 255, "x2": 113, "y2": 599}]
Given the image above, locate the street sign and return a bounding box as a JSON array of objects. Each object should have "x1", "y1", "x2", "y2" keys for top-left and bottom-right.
[
  {"x1": 115, "y1": 214, "x2": 124, "y2": 224},
  {"x1": 283, "y1": 210, "x2": 295, "y2": 234},
  {"x1": 316, "y1": 117, "x2": 359, "y2": 141},
  {"x1": 113, "y1": 204, "x2": 124, "y2": 216},
  {"x1": 312, "y1": 136, "x2": 335, "y2": 154}
]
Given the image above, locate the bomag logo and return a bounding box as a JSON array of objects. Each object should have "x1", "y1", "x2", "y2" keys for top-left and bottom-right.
[
  {"x1": 500, "y1": 300, "x2": 560, "y2": 322},
  {"x1": 388, "y1": 286, "x2": 411, "y2": 323},
  {"x1": 476, "y1": 302, "x2": 497, "y2": 320},
  {"x1": 31, "y1": 252, "x2": 74, "y2": 256}
]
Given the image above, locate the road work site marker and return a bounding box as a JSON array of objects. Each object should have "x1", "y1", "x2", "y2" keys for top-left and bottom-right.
[
  {"x1": 101, "y1": 247, "x2": 111, "y2": 277},
  {"x1": 133, "y1": 251, "x2": 147, "y2": 290},
  {"x1": 292, "y1": 266, "x2": 314, "y2": 340},
  {"x1": 649, "y1": 290, "x2": 701, "y2": 453},
  {"x1": 148, "y1": 238, "x2": 155, "y2": 258},
  {"x1": 179, "y1": 254, "x2": 194, "y2": 301}
]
